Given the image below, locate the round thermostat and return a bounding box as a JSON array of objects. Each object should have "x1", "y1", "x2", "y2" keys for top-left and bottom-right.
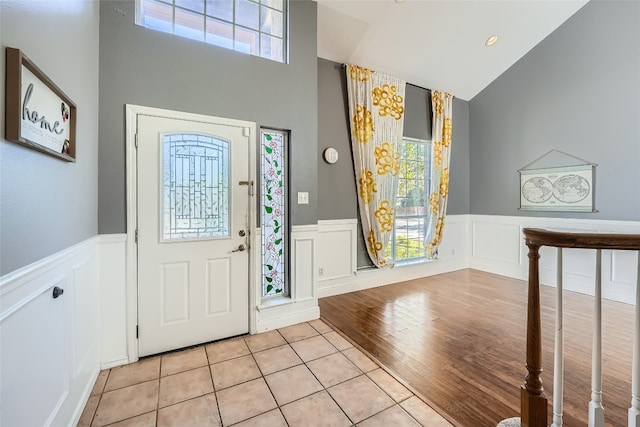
[{"x1": 323, "y1": 147, "x2": 339, "y2": 164}]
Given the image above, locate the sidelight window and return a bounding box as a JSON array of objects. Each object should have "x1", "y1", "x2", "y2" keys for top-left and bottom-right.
[{"x1": 260, "y1": 128, "x2": 288, "y2": 297}]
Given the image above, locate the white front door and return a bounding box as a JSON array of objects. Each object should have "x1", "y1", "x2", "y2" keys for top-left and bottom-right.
[{"x1": 136, "y1": 114, "x2": 251, "y2": 357}]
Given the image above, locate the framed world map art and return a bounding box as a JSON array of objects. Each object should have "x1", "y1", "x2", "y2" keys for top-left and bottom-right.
[{"x1": 519, "y1": 151, "x2": 596, "y2": 212}]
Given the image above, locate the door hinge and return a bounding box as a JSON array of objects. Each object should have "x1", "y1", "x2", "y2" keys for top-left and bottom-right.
[
  {"x1": 134, "y1": 133, "x2": 138, "y2": 148},
  {"x1": 135, "y1": 229, "x2": 138, "y2": 243},
  {"x1": 136, "y1": 325, "x2": 139, "y2": 339}
]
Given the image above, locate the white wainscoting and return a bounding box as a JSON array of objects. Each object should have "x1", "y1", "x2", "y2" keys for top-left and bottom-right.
[
  {"x1": 0, "y1": 237, "x2": 100, "y2": 427},
  {"x1": 316, "y1": 216, "x2": 471, "y2": 298},
  {"x1": 5, "y1": 215, "x2": 632, "y2": 426},
  {"x1": 317, "y1": 219, "x2": 358, "y2": 282},
  {"x1": 254, "y1": 224, "x2": 320, "y2": 332},
  {"x1": 469, "y1": 215, "x2": 640, "y2": 304},
  {"x1": 93, "y1": 215, "x2": 640, "y2": 378},
  {"x1": 98, "y1": 234, "x2": 129, "y2": 368}
]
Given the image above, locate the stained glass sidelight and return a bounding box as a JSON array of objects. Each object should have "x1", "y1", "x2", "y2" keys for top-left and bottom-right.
[
  {"x1": 261, "y1": 129, "x2": 287, "y2": 296},
  {"x1": 162, "y1": 134, "x2": 229, "y2": 241}
]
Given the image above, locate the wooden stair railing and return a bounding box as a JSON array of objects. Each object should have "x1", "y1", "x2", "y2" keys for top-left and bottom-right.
[{"x1": 509, "y1": 228, "x2": 640, "y2": 427}]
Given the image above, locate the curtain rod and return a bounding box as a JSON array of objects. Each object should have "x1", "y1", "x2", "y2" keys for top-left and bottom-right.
[{"x1": 338, "y1": 63, "x2": 454, "y2": 98}]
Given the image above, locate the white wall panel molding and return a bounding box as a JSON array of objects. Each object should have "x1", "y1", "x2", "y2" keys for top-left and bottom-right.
[
  {"x1": 254, "y1": 225, "x2": 320, "y2": 333},
  {"x1": 470, "y1": 215, "x2": 640, "y2": 304},
  {"x1": 317, "y1": 219, "x2": 358, "y2": 283},
  {"x1": 0, "y1": 236, "x2": 100, "y2": 427},
  {"x1": 316, "y1": 216, "x2": 471, "y2": 298},
  {"x1": 98, "y1": 234, "x2": 129, "y2": 369},
  {"x1": 255, "y1": 303, "x2": 320, "y2": 332}
]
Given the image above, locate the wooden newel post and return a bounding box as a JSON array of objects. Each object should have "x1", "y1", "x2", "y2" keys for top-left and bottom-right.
[{"x1": 521, "y1": 241, "x2": 548, "y2": 427}]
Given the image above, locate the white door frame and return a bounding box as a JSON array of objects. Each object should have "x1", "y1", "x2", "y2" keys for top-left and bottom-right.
[{"x1": 125, "y1": 104, "x2": 257, "y2": 362}]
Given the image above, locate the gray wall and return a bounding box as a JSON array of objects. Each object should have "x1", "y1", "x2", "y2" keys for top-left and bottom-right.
[
  {"x1": 99, "y1": 0, "x2": 318, "y2": 233},
  {"x1": 469, "y1": 0, "x2": 640, "y2": 220},
  {"x1": 448, "y1": 98, "x2": 470, "y2": 215},
  {"x1": 0, "y1": 1, "x2": 100, "y2": 275},
  {"x1": 317, "y1": 59, "x2": 471, "y2": 220},
  {"x1": 317, "y1": 59, "x2": 357, "y2": 220}
]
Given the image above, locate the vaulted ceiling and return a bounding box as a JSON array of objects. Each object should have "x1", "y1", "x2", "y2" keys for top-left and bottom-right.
[{"x1": 316, "y1": 0, "x2": 589, "y2": 100}]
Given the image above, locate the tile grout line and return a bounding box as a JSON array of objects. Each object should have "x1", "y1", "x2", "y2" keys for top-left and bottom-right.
[
  {"x1": 88, "y1": 370, "x2": 109, "y2": 427},
  {"x1": 322, "y1": 314, "x2": 459, "y2": 423},
  {"x1": 245, "y1": 333, "x2": 284, "y2": 426},
  {"x1": 268, "y1": 330, "x2": 293, "y2": 427},
  {"x1": 288, "y1": 323, "x2": 357, "y2": 426},
  {"x1": 313, "y1": 323, "x2": 424, "y2": 426},
  {"x1": 206, "y1": 345, "x2": 224, "y2": 427},
  {"x1": 281, "y1": 323, "x2": 356, "y2": 427},
  {"x1": 299, "y1": 340, "x2": 355, "y2": 425},
  {"x1": 86, "y1": 320, "x2": 434, "y2": 427}
]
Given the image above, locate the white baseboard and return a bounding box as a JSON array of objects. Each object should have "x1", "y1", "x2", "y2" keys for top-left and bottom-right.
[
  {"x1": 318, "y1": 257, "x2": 470, "y2": 298},
  {"x1": 314, "y1": 215, "x2": 639, "y2": 305},
  {"x1": 316, "y1": 216, "x2": 471, "y2": 298},
  {"x1": 255, "y1": 305, "x2": 320, "y2": 332},
  {"x1": 100, "y1": 357, "x2": 132, "y2": 370}
]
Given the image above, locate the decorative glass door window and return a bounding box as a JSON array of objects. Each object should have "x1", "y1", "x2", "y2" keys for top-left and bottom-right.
[
  {"x1": 260, "y1": 129, "x2": 287, "y2": 297},
  {"x1": 162, "y1": 133, "x2": 230, "y2": 241}
]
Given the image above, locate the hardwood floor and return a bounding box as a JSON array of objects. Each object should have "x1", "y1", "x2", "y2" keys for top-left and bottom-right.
[{"x1": 319, "y1": 269, "x2": 635, "y2": 427}]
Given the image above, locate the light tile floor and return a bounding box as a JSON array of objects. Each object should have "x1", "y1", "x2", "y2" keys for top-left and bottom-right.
[{"x1": 79, "y1": 320, "x2": 452, "y2": 427}]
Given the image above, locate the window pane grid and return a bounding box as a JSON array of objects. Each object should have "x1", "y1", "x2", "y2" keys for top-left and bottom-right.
[
  {"x1": 162, "y1": 134, "x2": 229, "y2": 241},
  {"x1": 389, "y1": 138, "x2": 431, "y2": 264},
  {"x1": 137, "y1": 0, "x2": 286, "y2": 62}
]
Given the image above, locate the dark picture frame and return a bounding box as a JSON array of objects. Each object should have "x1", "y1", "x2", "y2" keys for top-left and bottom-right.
[{"x1": 4, "y1": 47, "x2": 77, "y2": 162}]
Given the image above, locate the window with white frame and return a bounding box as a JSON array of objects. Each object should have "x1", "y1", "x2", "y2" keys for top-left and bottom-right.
[
  {"x1": 386, "y1": 137, "x2": 432, "y2": 263},
  {"x1": 136, "y1": 0, "x2": 287, "y2": 63}
]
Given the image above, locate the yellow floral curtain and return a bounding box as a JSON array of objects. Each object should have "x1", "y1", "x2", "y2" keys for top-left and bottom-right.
[
  {"x1": 425, "y1": 90, "x2": 453, "y2": 259},
  {"x1": 346, "y1": 64, "x2": 406, "y2": 268}
]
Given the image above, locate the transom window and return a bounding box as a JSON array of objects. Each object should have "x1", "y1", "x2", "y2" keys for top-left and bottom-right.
[
  {"x1": 386, "y1": 137, "x2": 432, "y2": 263},
  {"x1": 137, "y1": 0, "x2": 287, "y2": 63}
]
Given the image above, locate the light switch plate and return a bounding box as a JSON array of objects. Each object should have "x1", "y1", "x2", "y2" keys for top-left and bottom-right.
[{"x1": 297, "y1": 192, "x2": 309, "y2": 204}]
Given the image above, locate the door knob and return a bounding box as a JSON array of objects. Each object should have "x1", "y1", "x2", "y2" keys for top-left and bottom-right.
[
  {"x1": 52, "y1": 286, "x2": 64, "y2": 299},
  {"x1": 232, "y1": 244, "x2": 246, "y2": 252}
]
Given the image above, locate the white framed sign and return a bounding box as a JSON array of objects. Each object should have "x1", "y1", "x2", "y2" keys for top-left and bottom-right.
[{"x1": 5, "y1": 47, "x2": 76, "y2": 161}]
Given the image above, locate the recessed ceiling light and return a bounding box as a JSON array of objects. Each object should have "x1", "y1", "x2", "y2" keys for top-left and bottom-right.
[
  {"x1": 486, "y1": 35, "x2": 499, "y2": 46},
  {"x1": 395, "y1": 0, "x2": 406, "y2": 3}
]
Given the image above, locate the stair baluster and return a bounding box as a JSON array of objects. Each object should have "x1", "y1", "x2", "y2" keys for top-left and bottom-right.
[{"x1": 551, "y1": 248, "x2": 564, "y2": 427}]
